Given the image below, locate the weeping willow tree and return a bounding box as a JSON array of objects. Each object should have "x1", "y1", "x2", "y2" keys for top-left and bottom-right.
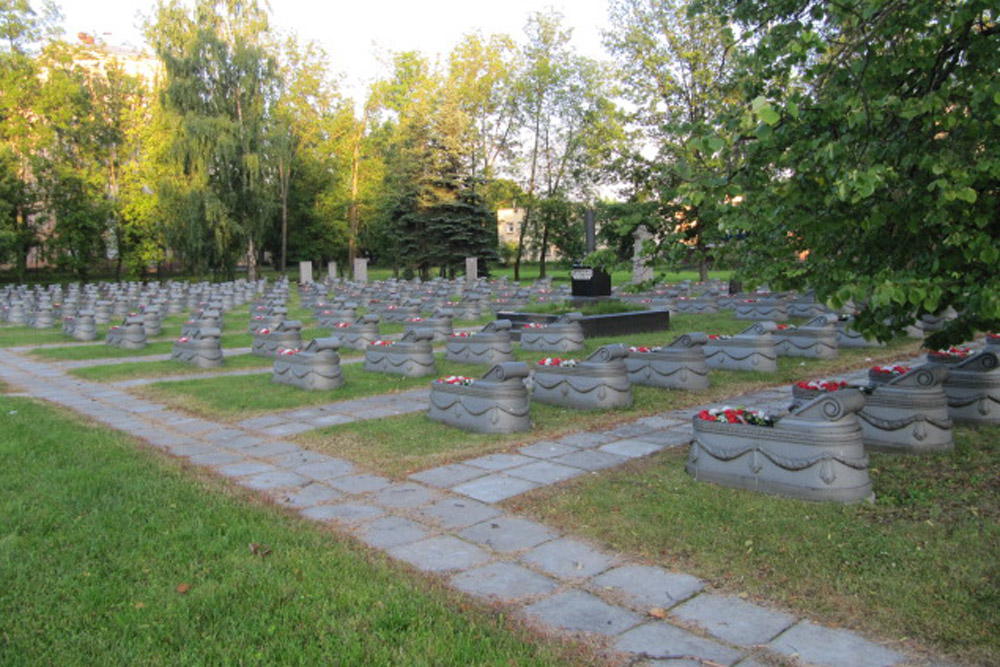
[{"x1": 148, "y1": 0, "x2": 278, "y2": 279}]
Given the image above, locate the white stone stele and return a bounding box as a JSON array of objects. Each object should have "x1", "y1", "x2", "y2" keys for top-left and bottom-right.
[
  {"x1": 465, "y1": 257, "x2": 478, "y2": 283},
  {"x1": 632, "y1": 225, "x2": 654, "y2": 284},
  {"x1": 327, "y1": 261, "x2": 337, "y2": 279},
  {"x1": 299, "y1": 261, "x2": 313, "y2": 284},
  {"x1": 353, "y1": 258, "x2": 369, "y2": 283}
]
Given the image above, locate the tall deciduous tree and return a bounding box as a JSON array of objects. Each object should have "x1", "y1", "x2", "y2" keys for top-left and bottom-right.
[
  {"x1": 148, "y1": 0, "x2": 278, "y2": 280},
  {"x1": 603, "y1": 0, "x2": 742, "y2": 281},
  {"x1": 696, "y1": 0, "x2": 999, "y2": 345}
]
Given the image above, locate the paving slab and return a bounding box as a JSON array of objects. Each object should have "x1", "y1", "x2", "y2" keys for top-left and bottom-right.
[
  {"x1": 518, "y1": 440, "x2": 580, "y2": 459},
  {"x1": 602, "y1": 422, "x2": 659, "y2": 438},
  {"x1": 417, "y1": 498, "x2": 503, "y2": 530},
  {"x1": 300, "y1": 502, "x2": 385, "y2": 524},
  {"x1": 217, "y1": 461, "x2": 277, "y2": 478},
  {"x1": 451, "y1": 562, "x2": 559, "y2": 602},
  {"x1": 310, "y1": 414, "x2": 354, "y2": 427},
  {"x1": 671, "y1": 593, "x2": 796, "y2": 646},
  {"x1": 261, "y1": 422, "x2": 315, "y2": 437},
  {"x1": 387, "y1": 535, "x2": 492, "y2": 573},
  {"x1": 166, "y1": 443, "x2": 218, "y2": 458},
  {"x1": 293, "y1": 458, "x2": 356, "y2": 481},
  {"x1": 327, "y1": 473, "x2": 392, "y2": 495},
  {"x1": 238, "y1": 414, "x2": 288, "y2": 429},
  {"x1": 633, "y1": 428, "x2": 695, "y2": 448},
  {"x1": 636, "y1": 415, "x2": 686, "y2": 430},
  {"x1": 278, "y1": 483, "x2": 343, "y2": 509},
  {"x1": 408, "y1": 463, "x2": 486, "y2": 488},
  {"x1": 451, "y1": 474, "x2": 541, "y2": 503},
  {"x1": 520, "y1": 537, "x2": 617, "y2": 579},
  {"x1": 269, "y1": 449, "x2": 333, "y2": 468},
  {"x1": 373, "y1": 482, "x2": 441, "y2": 509},
  {"x1": 556, "y1": 431, "x2": 620, "y2": 448},
  {"x1": 359, "y1": 516, "x2": 430, "y2": 549},
  {"x1": 520, "y1": 590, "x2": 642, "y2": 636},
  {"x1": 465, "y1": 453, "x2": 536, "y2": 471},
  {"x1": 614, "y1": 622, "x2": 745, "y2": 665},
  {"x1": 242, "y1": 440, "x2": 302, "y2": 458},
  {"x1": 552, "y1": 449, "x2": 628, "y2": 471},
  {"x1": 768, "y1": 621, "x2": 906, "y2": 667},
  {"x1": 591, "y1": 565, "x2": 704, "y2": 610},
  {"x1": 598, "y1": 439, "x2": 665, "y2": 459},
  {"x1": 505, "y1": 461, "x2": 586, "y2": 485},
  {"x1": 459, "y1": 516, "x2": 556, "y2": 553},
  {"x1": 215, "y1": 434, "x2": 267, "y2": 450},
  {"x1": 239, "y1": 470, "x2": 310, "y2": 491},
  {"x1": 188, "y1": 451, "x2": 246, "y2": 466}
]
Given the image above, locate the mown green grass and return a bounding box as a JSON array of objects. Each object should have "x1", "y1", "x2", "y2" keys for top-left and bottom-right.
[
  {"x1": 71, "y1": 353, "x2": 277, "y2": 382},
  {"x1": 0, "y1": 395, "x2": 580, "y2": 665},
  {"x1": 129, "y1": 356, "x2": 489, "y2": 421},
  {"x1": 506, "y1": 426, "x2": 1000, "y2": 666}
]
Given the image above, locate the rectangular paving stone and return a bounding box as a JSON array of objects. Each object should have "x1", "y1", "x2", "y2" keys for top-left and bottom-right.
[
  {"x1": 591, "y1": 565, "x2": 704, "y2": 610},
  {"x1": 633, "y1": 428, "x2": 695, "y2": 448},
  {"x1": 418, "y1": 497, "x2": 502, "y2": 530},
  {"x1": 238, "y1": 414, "x2": 288, "y2": 429},
  {"x1": 552, "y1": 449, "x2": 627, "y2": 471},
  {"x1": 278, "y1": 483, "x2": 342, "y2": 509},
  {"x1": 373, "y1": 482, "x2": 441, "y2": 509},
  {"x1": 520, "y1": 538, "x2": 617, "y2": 579},
  {"x1": 636, "y1": 415, "x2": 686, "y2": 430},
  {"x1": 217, "y1": 461, "x2": 276, "y2": 478},
  {"x1": 168, "y1": 443, "x2": 219, "y2": 458},
  {"x1": 505, "y1": 461, "x2": 586, "y2": 485},
  {"x1": 518, "y1": 440, "x2": 580, "y2": 459},
  {"x1": 359, "y1": 516, "x2": 430, "y2": 549},
  {"x1": 239, "y1": 470, "x2": 310, "y2": 491},
  {"x1": 327, "y1": 473, "x2": 392, "y2": 495},
  {"x1": 615, "y1": 622, "x2": 744, "y2": 665},
  {"x1": 242, "y1": 440, "x2": 302, "y2": 457},
  {"x1": 300, "y1": 502, "x2": 385, "y2": 524},
  {"x1": 221, "y1": 434, "x2": 267, "y2": 450},
  {"x1": 452, "y1": 474, "x2": 540, "y2": 503},
  {"x1": 459, "y1": 516, "x2": 556, "y2": 553},
  {"x1": 466, "y1": 453, "x2": 537, "y2": 471},
  {"x1": 269, "y1": 449, "x2": 333, "y2": 468},
  {"x1": 188, "y1": 451, "x2": 245, "y2": 466},
  {"x1": 294, "y1": 458, "x2": 356, "y2": 481},
  {"x1": 671, "y1": 593, "x2": 796, "y2": 646},
  {"x1": 768, "y1": 621, "x2": 906, "y2": 667},
  {"x1": 388, "y1": 535, "x2": 492, "y2": 573},
  {"x1": 598, "y1": 439, "x2": 665, "y2": 459},
  {"x1": 408, "y1": 463, "x2": 486, "y2": 488},
  {"x1": 310, "y1": 414, "x2": 354, "y2": 427},
  {"x1": 521, "y1": 590, "x2": 642, "y2": 636},
  {"x1": 602, "y1": 422, "x2": 659, "y2": 438},
  {"x1": 451, "y1": 562, "x2": 558, "y2": 602},
  {"x1": 261, "y1": 422, "x2": 315, "y2": 437},
  {"x1": 199, "y1": 427, "x2": 247, "y2": 443},
  {"x1": 556, "y1": 431, "x2": 620, "y2": 448}
]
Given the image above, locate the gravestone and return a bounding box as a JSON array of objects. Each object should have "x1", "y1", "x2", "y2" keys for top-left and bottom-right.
[
  {"x1": 632, "y1": 225, "x2": 654, "y2": 284},
  {"x1": 327, "y1": 261, "x2": 337, "y2": 279},
  {"x1": 465, "y1": 257, "x2": 478, "y2": 283},
  {"x1": 354, "y1": 257, "x2": 369, "y2": 283},
  {"x1": 299, "y1": 261, "x2": 313, "y2": 284}
]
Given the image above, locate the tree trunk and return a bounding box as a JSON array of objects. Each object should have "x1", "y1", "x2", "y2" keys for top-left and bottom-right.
[
  {"x1": 539, "y1": 222, "x2": 549, "y2": 279},
  {"x1": 247, "y1": 237, "x2": 258, "y2": 281},
  {"x1": 279, "y1": 159, "x2": 290, "y2": 273}
]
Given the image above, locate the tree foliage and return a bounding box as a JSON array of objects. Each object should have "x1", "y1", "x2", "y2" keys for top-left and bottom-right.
[{"x1": 691, "y1": 0, "x2": 999, "y2": 345}]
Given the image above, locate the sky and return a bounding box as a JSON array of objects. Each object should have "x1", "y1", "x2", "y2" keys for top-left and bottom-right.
[{"x1": 58, "y1": 0, "x2": 611, "y2": 101}]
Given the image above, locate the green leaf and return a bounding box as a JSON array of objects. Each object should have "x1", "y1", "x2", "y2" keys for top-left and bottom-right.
[{"x1": 758, "y1": 105, "x2": 780, "y2": 126}]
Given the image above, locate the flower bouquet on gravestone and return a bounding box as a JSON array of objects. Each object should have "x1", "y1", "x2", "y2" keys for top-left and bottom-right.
[
  {"x1": 248, "y1": 306, "x2": 287, "y2": 334},
  {"x1": 363, "y1": 327, "x2": 436, "y2": 377},
  {"x1": 444, "y1": 319, "x2": 516, "y2": 365},
  {"x1": 332, "y1": 314, "x2": 380, "y2": 350},
  {"x1": 985, "y1": 333, "x2": 1000, "y2": 350},
  {"x1": 106, "y1": 314, "x2": 148, "y2": 350},
  {"x1": 427, "y1": 362, "x2": 532, "y2": 433},
  {"x1": 687, "y1": 390, "x2": 872, "y2": 503},
  {"x1": 939, "y1": 350, "x2": 1000, "y2": 425},
  {"x1": 790, "y1": 378, "x2": 851, "y2": 410},
  {"x1": 519, "y1": 312, "x2": 585, "y2": 353},
  {"x1": 703, "y1": 322, "x2": 779, "y2": 372},
  {"x1": 925, "y1": 345, "x2": 975, "y2": 366},
  {"x1": 172, "y1": 327, "x2": 224, "y2": 368},
  {"x1": 252, "y1": 320, "x2": 303, "y2": 358},
  {"x1": 856, "y1": 364, "x2": 953, "y2": 453},
  {"x1": 531, "y1": 344, "x2": 633, "y2": 410},
  {"x1": 315, "y1": 301, "x2": 357, "y2": 328},
  {"x1": 404, "y1": 308, "x2": 454, "y2": 342},
  {"x1": 182, "y1": 309, "x2": 221, "y2": 337},
  {"x1": 624, "y1": 332, "x2": 710, "y2": 391},
  {"x1": 272, "y1": 337, "x2": 345, "y2": 391},
  {"x1": 773, "y1": 314, "x2": 839, "y2": 359}
]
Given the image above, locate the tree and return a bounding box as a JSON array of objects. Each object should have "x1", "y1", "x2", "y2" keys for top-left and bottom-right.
[
  {"x1": 694, "y1": 0, "x2": 1000, "y2": 345},
  {"x1": 603, "y1": 0, "x2": 742, "y2": 281},
  {"x1": 148, "y1": 0, "x2": 278, "y2": 280}
]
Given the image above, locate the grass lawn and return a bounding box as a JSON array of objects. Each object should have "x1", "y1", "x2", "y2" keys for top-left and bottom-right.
[
  {"x1": 71, "y1": 352, "x2": 277, "y2": 382},
  {"x1": 504, "y1": 426, "x2": 1000, "y2": 665},
  {"x1": 0, "y1": 394, "x2": 583, "y2": 665}
]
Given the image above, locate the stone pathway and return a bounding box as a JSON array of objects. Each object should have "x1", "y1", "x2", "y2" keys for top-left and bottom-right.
[{"x1": 0, "y1": 348, "x2": 916, "y2": 667}]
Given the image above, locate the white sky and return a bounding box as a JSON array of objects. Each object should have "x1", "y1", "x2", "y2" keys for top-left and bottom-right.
[{"x1": 58, "y1": 0, "x2": 611, "y2": 102}]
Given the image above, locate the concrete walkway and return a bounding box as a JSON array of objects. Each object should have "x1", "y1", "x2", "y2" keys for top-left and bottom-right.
[{"x1": 0, "y1": 348, "x2": 918, "y2": 667}]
